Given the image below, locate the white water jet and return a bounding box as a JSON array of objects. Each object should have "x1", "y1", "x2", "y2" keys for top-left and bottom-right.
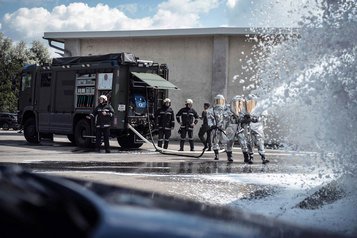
[
  {"x1": 231, "y1": 1, "x2": 357, "y2": 234},
  {"x1": 246, "y1": 0, "x2": 356, "y2": 175}
]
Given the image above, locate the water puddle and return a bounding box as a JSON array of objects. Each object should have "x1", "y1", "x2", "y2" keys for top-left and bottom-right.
[{"x1": 0, "y1": 161, "x2": 276, "y2": 175}]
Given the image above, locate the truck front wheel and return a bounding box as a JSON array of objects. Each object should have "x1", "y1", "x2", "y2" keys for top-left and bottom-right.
[
  {"x1": 24, "y1": 118, "x2": 40, "y2": 144},
  {"x1": 74, "y1": 119, "x2": 92, "y2": 147},
  {"x1": 2, "y1": 123, "x2": 9, "y2": 130}
]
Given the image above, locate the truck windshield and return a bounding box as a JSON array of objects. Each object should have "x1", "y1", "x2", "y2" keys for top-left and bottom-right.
[{"x1": 21, "y1": 73, "x2": 32, "y2": 91}]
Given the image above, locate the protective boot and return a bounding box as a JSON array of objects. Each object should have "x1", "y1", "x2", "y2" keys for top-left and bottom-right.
[
  {"x1": 202, "y1": 141, "x2": 208, "y2": 150},
  {"x1": 179, "y1": 140, "x2": 185, "y2": 151},
  {"x1": 260, "y1": 154, "x2": 270, "y2": 164},
  {"x1": 158, "y1": 140, "x2": 163, "y2": 148},
  {"x1": 214, "y1": 149, "x2": 219, "y2": 160},
  {"x1": 227, "y1": 151, "x2": 233, "y2": 162},
  {"x1": 164, "y1": 141, "x2": 169, "y2": 149},
  {"x1": 243, "y1": 152, "x2": 249, "y2": 163},
  {"x1": 249, "y1": 153, "x2": 254, "y2": 162},
  {"x1": 189, "y1": 140, "x2": 194, "y2": 151},
  {"x1": 243, "y1": 152, "x2": 253, "y2": 164}
]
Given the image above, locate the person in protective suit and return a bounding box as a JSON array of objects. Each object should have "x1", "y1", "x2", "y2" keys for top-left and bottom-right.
[
  {"x1": 176, "y1": 99, "x2": 199, "y2": 151},
  {"x1": 227, "y1": 95, "x2": 252, "y2": 164},
  {"x1": 155, "y1": 98, "x2": 175, "y2": 149},
  {"x1": 244, "y1": 94, "x2": 270, "y2": 164},
  {"x1": 88, "y1": 95, "x2": 114, "y2": 153},
  {"x1": 198, "y1": 102, "x2": 212, "y2": 151},
  {"x1": 207, "y1": 94, "x2": 231, "y2": 161}
]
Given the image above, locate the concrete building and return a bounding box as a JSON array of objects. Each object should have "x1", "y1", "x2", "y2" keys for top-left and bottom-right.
[{"x1": 43, "y1": 27, "x2": 291, "y2": 142}]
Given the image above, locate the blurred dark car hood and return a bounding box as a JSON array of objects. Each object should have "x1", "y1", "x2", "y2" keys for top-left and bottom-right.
[{"x1": 0, "y1": 165, "x2": 342, "y2": 238}]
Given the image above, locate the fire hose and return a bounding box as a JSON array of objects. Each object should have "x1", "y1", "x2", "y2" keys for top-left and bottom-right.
[{"x1": 128, "y1": 123, "x2": 226, "y2": 158}]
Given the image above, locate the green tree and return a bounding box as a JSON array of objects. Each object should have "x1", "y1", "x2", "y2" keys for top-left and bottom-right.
[
  {"x1": 29, "y1": 40, "x2": 51, "y2": 65},
  {"x1": 0, "y1": 32, "x2": 50, "y2": 112}
]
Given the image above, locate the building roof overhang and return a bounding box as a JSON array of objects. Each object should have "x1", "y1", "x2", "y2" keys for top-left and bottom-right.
[{"x1": 43, "y1": 27, "x2": 299, "y2": 43}]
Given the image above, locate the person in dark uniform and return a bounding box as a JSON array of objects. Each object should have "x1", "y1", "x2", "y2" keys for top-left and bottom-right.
[
  {"x1": 155, "y1": 98, "x2": 175, "y2": 149},
  {"x1": 198, "y1": 102, "x2": 212, "y2": 151},
  {"x1": 176, "y1": 99, "x2": 199, "y2": 151},
  {"x1": 88, "y1": 95, "x2": 114, "y2": 153}
]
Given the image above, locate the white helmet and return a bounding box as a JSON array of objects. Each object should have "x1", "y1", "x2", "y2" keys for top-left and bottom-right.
[
  {"x1": 163, "y1": 98, "x2": 171, "y2": 106},
  {"x1": 214, "y1": 94, "x2": 225, "y2": 107},
  {"x1": 230, "y1": 95, "x2": 245, "y2": 116},
  {"x1": 246, "y1": 94, "x2": 257, "y2": 113},
  {"x1": 99, "y1": 95, "x2": 107, "y2": 102},
  {"x1": 185, "y1": 99, "x2": 193, "y2": 105},
  {"x1": 246, "y1": 94, "x2": 258, "y2": 100}
]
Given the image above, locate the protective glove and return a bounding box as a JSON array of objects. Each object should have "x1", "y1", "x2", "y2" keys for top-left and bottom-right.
[
  {"x1": 243, "y1": 114, "x2": 251, "y2": 123},
  {"x1": 210, "y1": 125, "x2": 217, "y2": 130},
  {"x1": 251, "y1": 116, "x2": 258, "y2": 123}
]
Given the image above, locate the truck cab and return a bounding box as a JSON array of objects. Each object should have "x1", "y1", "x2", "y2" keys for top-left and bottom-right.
[{"x1": 18, "y1": 53, "x2": 178, "y2": 148}]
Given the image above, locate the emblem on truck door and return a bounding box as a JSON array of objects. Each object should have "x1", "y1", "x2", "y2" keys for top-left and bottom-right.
[{"x1": 118, "y1": 104, "x2": 126, "y2": 111}]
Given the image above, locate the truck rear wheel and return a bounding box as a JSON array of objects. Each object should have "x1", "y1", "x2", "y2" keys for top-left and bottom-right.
[
  {"x1": 117, "y1": 132, "x2": 143, "y2": 149},
  {"x1": 24, "y1": 118, "x2": 40, "y2": 144},
  {"x1": 74, "y1": 119, "x2": 92, "y2": 147}
]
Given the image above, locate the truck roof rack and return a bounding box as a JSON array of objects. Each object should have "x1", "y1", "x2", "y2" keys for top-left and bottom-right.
[{"x1": 51, "y1": 52, "x2": 137, "y2": 66}]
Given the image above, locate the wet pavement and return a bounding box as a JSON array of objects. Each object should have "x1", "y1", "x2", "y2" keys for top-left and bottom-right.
[
  {"x1": 0, "y1": 159, "x2": 316, "y2": 175},
  {"x1": 0, "y1": 130, "x2": 324, "y2": 203},
  {"x1": 0, "y1": 131, "x2": 320, "y2": 174}
]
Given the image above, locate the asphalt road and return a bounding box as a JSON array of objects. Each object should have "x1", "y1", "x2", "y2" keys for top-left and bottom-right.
[{"x1": 0, "y1": 130, "x2": 321, "y2": 203}]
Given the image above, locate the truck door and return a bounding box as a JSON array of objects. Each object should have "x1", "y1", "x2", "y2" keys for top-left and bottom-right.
[
  {"x1": 18, "y1": 71, "x2": 34, "y2": 113},
  {"x1": 51, "y1": 70, "x2": 75, "y2": 134},
  {"x1": 35, "y1": 72, "x2": 52, "y2": 132}
]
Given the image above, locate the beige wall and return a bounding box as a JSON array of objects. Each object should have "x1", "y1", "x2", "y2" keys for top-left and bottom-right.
[{"x1": 227, "y1": 36, "x2": 258, "y2": 102}]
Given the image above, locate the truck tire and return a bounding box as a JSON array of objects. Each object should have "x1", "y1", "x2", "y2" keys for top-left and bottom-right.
[
  {"x1": 117, "y1": 132, "x2": 143, "y2": 149},
  {"x1": 74, "y1": 119, "x2": 92, "y2": 147},
  {"x1": 24, "y1": 118, "x2": 40, "y2": 144},
  {"x1": 2, "y1": 123, "x2": 9, "y2": 130}
]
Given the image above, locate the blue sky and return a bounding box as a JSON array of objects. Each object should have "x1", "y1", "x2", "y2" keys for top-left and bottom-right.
[{"x1": 0, "y1": 0, "x2": 317, "y2": 47}]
